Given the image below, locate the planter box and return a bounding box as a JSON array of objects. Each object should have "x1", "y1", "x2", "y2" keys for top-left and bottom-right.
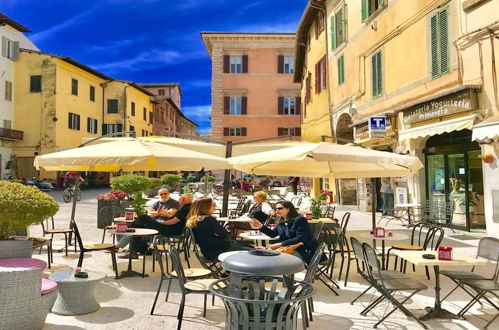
[
  {"x1": 0, "y1": 239, "x2": 33, "y2": 259},
  {"x1": 97, "y1": 200, "x2": 121, "y2": 229}
]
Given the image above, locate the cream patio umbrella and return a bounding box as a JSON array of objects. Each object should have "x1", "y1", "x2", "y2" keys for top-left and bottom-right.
[
  {"x1": 228, "y1": 142, "x2": 424, "y2": 230},
  {"x1": 228, "y1": 142, "x2": 423, "y2": 178},
  {"x1": 34, "y1": 138, "x2": 229, "y2": 172}
]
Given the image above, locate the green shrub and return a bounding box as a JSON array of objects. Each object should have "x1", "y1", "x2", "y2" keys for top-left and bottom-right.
[
  {"x1": 186, "y1": 175, "x2": 196, "y2": 183},
  {"x1": 0, "y1": 181, "x2": 59, "y2": 240},
  {"x1": 149, "y1": 177, "x2": 162, "y2": 188},
  {"x1": 200, "y1": 175, "x2": 216, "y2": 183},
  {"x1": 160, "y1": 174, "x2": 182, "y2": 186},
  {"x1": 110, "y1": 174, "x2": 151, "y2": 194}
]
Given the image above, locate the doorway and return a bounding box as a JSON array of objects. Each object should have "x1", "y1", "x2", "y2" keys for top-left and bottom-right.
[{"x1": 424, "y1": 130, "x2": 484, "y2": 231}]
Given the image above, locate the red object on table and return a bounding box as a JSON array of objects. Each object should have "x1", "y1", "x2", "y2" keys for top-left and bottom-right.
[
  {"x1": 374, "y1": 227, "x2": 385, "y2": 237},
  {"x1": 125, "y1": 212, "x2": 134, "y2": 220},
  {"x1": 305, "y1": 212, "x2": 312, "y2": 220},
  {"x1": 116, "y1": 222, "x2": 128, "y2": 233},
  {"x1": 438, "y1": 246, "x2": 453, "y2": 260}
]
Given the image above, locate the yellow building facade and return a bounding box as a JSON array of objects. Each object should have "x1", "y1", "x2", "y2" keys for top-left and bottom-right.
[
  {"x1": 295, "y1": 0, "x2": 334, "y2": 198},
  {"x1": 13, "y1": 49, "x2": 153, "y2": 179},
  {"x1": 323, "y1": 0, "x2": 493, "y2": 232}
]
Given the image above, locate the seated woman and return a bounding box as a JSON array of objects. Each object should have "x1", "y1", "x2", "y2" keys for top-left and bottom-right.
[
  {"x1": 251, "y1": 200, "x2": 319, "y2": 264},
  {"x1": 187, "y1": 197, "x2": 252, "y2": 261}
]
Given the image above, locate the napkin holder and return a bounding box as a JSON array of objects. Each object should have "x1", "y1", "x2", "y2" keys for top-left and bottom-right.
[
  {"x1": 116, "y1": 222, "x2": 128, "y2": 233},
  {"x1": 438, "y1": 246, "x2": 453, "y2": 260},
  {"x1": 374, "y1": 227, "x2": 385, "y2": 237}
]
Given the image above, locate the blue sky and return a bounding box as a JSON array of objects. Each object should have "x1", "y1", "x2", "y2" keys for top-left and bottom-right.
[{"x1": 1, "y1": 0, "x2": 306, "y2": 134}]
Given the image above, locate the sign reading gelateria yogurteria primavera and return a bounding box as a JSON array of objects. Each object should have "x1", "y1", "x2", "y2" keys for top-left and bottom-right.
[{"x1": 403, "y1": 89, "x2": 478, "y2": 125}]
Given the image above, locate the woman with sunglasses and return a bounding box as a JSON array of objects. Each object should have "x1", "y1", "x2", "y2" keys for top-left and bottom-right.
[
  {"x1": 251, "y1": 201, "x2": 319, "y2": 264},
  {"x1": 187, "y1": 197, "x2": 252, "y2": 261}
]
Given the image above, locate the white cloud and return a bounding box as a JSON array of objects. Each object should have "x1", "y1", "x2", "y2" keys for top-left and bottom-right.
[
  {"x1": 185, "y1": 79, "x2": 211, "y2": 88},
  {"x1": 182, "y1": 105, "x2": 211, "y2": 122},
  {"x1": 91, "y1": 39, "x2": 134, "y2": 52},
  {"x1": 30, "y1": 7, "x2": 101, "y2": 42},
  {"x1": 196, "y1": 126, "x2": 211, "y2": 135},
  {"x1": 91, "y1": 49, "x2": 181, "y2": 71},
  {"x1": 242, "y1": 0, "x2": 265, "y2": 10}
]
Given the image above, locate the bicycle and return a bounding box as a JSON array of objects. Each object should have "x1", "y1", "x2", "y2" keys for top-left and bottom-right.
[{"x1": 63, "y1": 185, "x2": 81, "y2": 203}]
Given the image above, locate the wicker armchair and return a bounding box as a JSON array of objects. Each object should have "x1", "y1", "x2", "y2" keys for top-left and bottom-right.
[{"x1": 0, "y1": 258, "x2": 57, "y2": 330}]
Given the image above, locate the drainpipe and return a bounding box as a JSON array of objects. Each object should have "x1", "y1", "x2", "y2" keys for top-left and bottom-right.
[{"x1": 100, "y1": 81, "x2": 111, "y2": 131}]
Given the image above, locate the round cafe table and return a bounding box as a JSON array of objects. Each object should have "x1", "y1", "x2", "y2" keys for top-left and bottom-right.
[
  {"x1": 239, "y1": 231, "x2": 278, "y2": 247},
  {"x1": 49, "y1": 269, "x2": 106, "y2": 315},
  {"x1": 222, "y1": 250, "x2": 304, "y2": 299},
  {"x1": 359, "y1": 231, "x2": 409, "y2": 270},
  {"x1": 109, "y1": 228, "x2": 158, "y2": 278}
]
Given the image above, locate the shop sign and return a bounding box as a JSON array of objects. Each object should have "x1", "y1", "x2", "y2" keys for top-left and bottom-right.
[
  {"x1": 403, "y1": 89, "x2": 478, "y2": 125},
  {"x1": 354, "y1": 117, "x2": 392, "y2": 140},
  {"x1": 369, "y1": 116, "x2": 387, "y2": 139}
]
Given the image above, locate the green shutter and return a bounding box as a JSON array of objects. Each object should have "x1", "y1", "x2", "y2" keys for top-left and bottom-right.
[
  {"x1": 439, "y1": 9, "x2": 449, "y2": 75},
  {"x1": 361, "y1": 0, "x2": 368, "y2": 22},
  {"x1": 372, "y1": 52, "x2": 382, "y2": 97},
  {"x1": 430, "y1": 14, "x2": 439, "y2": 78},
  {"x1": 377, "y1": 52, "x2": 383, "y2": 96},
  {"x1": 337, "y1": 56, "x2": 345, "y2": 85},
  {"x1": 378, "y1": 0, "x2": 384, "y2": 7},
  {"x1": 330, "y1": 15, "x2": 336, "y2": 50},
  {"x1": 102, "y1": 124, "x2": 107, "y2": 135}
]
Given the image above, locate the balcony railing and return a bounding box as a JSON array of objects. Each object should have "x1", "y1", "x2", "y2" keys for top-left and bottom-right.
[{"x1": 0, "y1": 128, "x2": 23, "y2": 141}]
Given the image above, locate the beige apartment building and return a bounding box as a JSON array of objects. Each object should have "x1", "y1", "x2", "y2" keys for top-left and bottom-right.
[
  {"x1": 201, "y1": 32, "x2": 301, "y2": 142},
  {"x1": 138, "y1": 83, "x2": 197, "y2": 137}
]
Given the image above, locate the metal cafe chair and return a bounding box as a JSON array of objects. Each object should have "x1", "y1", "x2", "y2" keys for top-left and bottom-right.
[
  {"x1": 41, "y1": 216, "x2": 72, "y2": 256},
  {"x1": 349, "y1": 237, "x2": 408, "y2": 306},
  {"x1": 316, "y1": 225, "x2": 340, "y2": 295},
  {"x1": 185, "y1": 228, "x2": 225, "y2": 278},
  {"x1": 151, "y1": 245, "x2": 217, "y2": 330},
  {"x1": 361, "y1": 242, "x2": 428, "y2": 329}
]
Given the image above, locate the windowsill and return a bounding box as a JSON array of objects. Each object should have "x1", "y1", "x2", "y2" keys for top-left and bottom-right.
[
  {"x1": 30, "y1": 91, "x2": 42, "y2": 94},
  {"x1": 333, "y1": 42, "x2": 347, "y2": 54},
  {"x1": 363, "y1": 5, "x2": 387, "y2": 25}
]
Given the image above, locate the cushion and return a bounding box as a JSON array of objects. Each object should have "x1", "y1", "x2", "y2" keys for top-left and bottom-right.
[
  {"x1": 41, "y1": 278, "x2": 58, "y2": 295},
  {"x1": 0, "y1": 257, "x2": 47, "y2": 270},
  {"x1": 391, "y1": 244, "x2": 423, "y2": 250}
]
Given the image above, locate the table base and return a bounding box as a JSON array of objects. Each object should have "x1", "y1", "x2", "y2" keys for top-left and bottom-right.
[
  {"x1": 420, "y1": 306, "x2": 461, "y2": 320},
  {"x1": 116, "y1": 269, "x2": 148, "y2": 279},
  {"x1": 51, "y1": 283, "x2": 100, "y2": 316}
]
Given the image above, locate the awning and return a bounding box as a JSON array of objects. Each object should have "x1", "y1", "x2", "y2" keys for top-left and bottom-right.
[
  {"x1": 399, "y1": 114, "x2": 477, "y2": 141},
  {"x1": 472, "y1": 114, "x2": 499, "y2": 141}
]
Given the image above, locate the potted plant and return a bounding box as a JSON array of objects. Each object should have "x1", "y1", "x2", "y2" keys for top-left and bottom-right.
[
  {"x1": 96, "y1": 190, "x2": 127, "y2": 228},
  {"x1": 160, "y1": 173, "x2": 182, "y2": 192},
  {"x1": 0, "y1": 181, "x2": 59, "y2": 258},
  {"x1": 110, "y1": 175, "x2": 151, "y2": 217},
  {"x1": 320, "y1": 190, "x2": 334, "y2": 204},
  {"x1": 309, "y1": 199, "x2": 323, "y2": 219},
  {"x1": 317, "y1": 191, "x2": 329, "y2": 204}
]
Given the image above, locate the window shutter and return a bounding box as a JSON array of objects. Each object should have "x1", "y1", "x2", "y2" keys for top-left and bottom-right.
[
  {"x1": 439, "y1": 9, "x2": 449, "y2": 75},
  {"x1": 314, "y1": 17, "x2": 319, "y2": 39},
  {"x1": 102, "y1": 124, "x2": 107, "y2": 135},
  {"x1": 278, "y1": 97, "x2": 284, "y2": 115},
  {"x1": 223, "y1": 127, "x2": 229, "y2": 136},
  {"x1": 361, "y1": 0, "x2": 368, "y2": 22},
  {"x1": 341, "y1": 4, "x2": 347, "y2": 44},
  {"x1": 430, "y1": 14, "x2": 439, "y2": 78},
  {"x1": 295, "y1": 97, "x2": 301, "y2": 114},
  {"x1": 330, "y1": 15, "x2": 336, "y2": 50},
  {"x1": 241, "y1": 96, "x2": 247, "y2": 115},
  {"x1": 76, "y1": 115, "x2": 80, "y2": 130},
  {"x1": 242, "y1": 55, "x2": 248, "y2": 73},
  {"x1": 223, "y1": 55, "x2": 230, "y2": 73},
  {"x1": 68, "y1": 113, "x2": 71, "y2": 129},
  {"x1": 277, "y1": 55, "x2": 284, "y2": 73},
  {"x1": 241, "y1": 127, "x2": 247, "y2": 136},
  {"x1": 295, "y1": 127, "x2": 301, "y2": 136},
  {"x1": 87, "y1": 118, "x2": 90, "y2": 133},
  {"x1": 117, "y1": 124, "x2": 123, "y2": 132},
  {"x1": 372, "y1": 55, "x2": 377, "y2": 96},
  {"x1": 224, "y1": 97, "x2": 230, "y2": 114},
  {"x1": 315, "y1": 63, "x2": 320, "y2": 93},
  {"x1": 278, "y1": 128, "x2": 284, "y2": 136},
  {"x1": 1, "y1": 37, "x2": 6, "y2": 58},
  {"x1": 377, "y1": 52, "x2": 383, "y2": 95},
  {"x1": 11, "y1": 41, "x2": 19, "y2": 61},
  {"x1": 378, "y1": 0, "x2": 384, "y2": 7}
]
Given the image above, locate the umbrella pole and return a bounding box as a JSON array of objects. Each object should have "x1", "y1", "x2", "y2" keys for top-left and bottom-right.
[
  {"x1": 221, "y1": 141, "x2": 233, "y2": 217},
  {"x1": 371, "y1": 177, "x2": 378, "y2": 250},
  {"x1": 68, "y1": 173, "x2": 81, "y2": 246}
]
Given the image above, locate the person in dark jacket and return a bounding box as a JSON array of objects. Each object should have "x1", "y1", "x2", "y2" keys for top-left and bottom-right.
[
  {"x1": 251, "y1": 200, "x2": 318, "y2": 264},
  {"x1": 187, "y1": 197, "x2": 251, "y2": 261}
]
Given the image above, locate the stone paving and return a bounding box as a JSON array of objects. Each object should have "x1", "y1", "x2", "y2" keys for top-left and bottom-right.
[{"x1": 27, "y1": 188, "x2": 494, "y2": 330}]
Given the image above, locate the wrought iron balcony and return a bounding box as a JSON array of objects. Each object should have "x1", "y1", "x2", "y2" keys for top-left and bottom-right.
[{"x1": 0, "y1": 128, "x2": 23, "y2": 141}]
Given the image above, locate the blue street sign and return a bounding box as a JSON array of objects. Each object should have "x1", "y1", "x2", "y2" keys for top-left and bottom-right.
[{"x1": 369, "y1": 116, "x2": 387, "y2": 139}]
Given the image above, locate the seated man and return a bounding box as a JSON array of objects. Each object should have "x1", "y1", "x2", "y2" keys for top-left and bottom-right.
[{"x1": 116, "y1": 189, "x2": 181, "y2": 258}]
